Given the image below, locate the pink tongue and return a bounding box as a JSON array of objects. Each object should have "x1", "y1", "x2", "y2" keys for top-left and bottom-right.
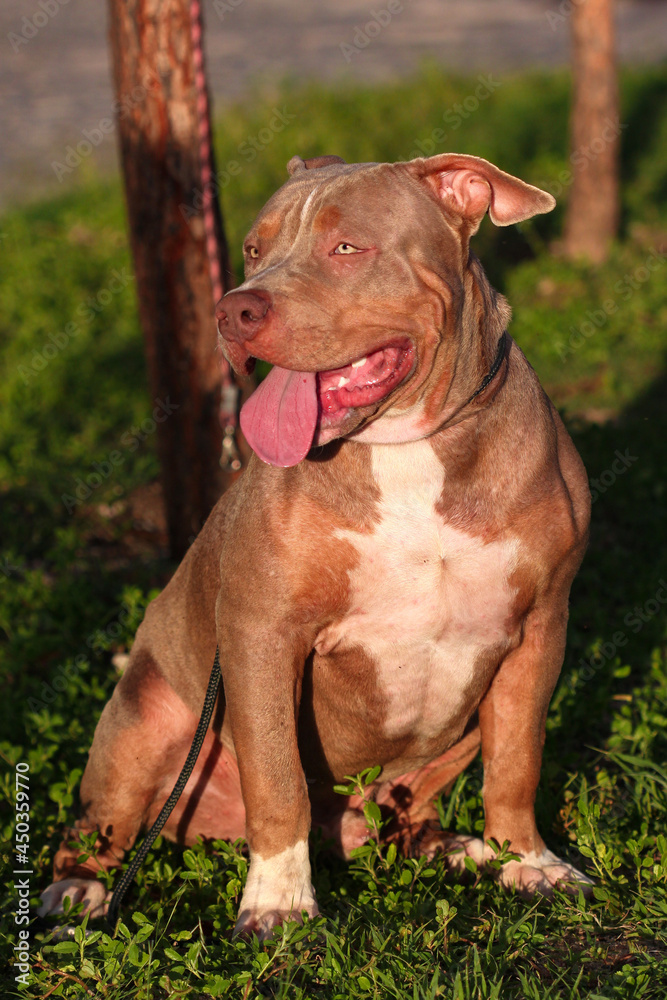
[{"x1": 240, "y1": 365, "x2": 318, "y2": 467}]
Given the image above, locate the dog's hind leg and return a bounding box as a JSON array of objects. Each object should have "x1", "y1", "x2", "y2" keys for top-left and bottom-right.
[
  {"x1": 376, "y1": 726, "x2": 482, "y2": 857},
  {"x1": 39, "y1": 651, "x2": 237, "y2": 918}
]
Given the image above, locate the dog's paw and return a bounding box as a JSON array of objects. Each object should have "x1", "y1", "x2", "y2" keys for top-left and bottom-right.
[
  {"x1": 39, "y1": 877, "x2": 110, "y2": 919},
  {"x1": 441, "y1": 835, "x2": 593, "y2": 897},
  {"x1": 497, "y1": 848, "x2": 594, "y2": 898},
  {"x1": 234, "y1": 840, "x2": 318, "y2": 940},
  {"x1": 234, "y1": 899, "x2": 319, "y2": 940},
  {"x1": 336, "y1": 808, "x2": 374, "y2": 859},
  {"x1": 440, "y1": 832, "x2": 487, "y2": 871}
]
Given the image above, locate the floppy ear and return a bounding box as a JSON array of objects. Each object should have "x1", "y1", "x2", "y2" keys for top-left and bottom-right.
[
  {"x1": 405, "y1": 153, "x2": 555, "y2": 230},
  {"x1": 287, "y1": 154, "x2": 347, "y2": 176}
]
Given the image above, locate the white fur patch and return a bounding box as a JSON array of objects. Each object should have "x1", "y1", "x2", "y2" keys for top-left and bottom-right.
[
  {"x1": 330, "y1": 441, "x2": 519, "y2": 742},
  {"x1": 235, "y1": 839, "x2": 318, "y2": 938},
  {"x1": 499, "y1": 848, "x2": 594, "y2": 895},
  {"x1": 350, "y1": 401, "x2": 429, "y2": 445},
  {"x1": 442, "y1": 835, "x2": 593, "y2": 895},
  {"x1": 299, "y1": 188, "x2": 318, "y2": 223}
]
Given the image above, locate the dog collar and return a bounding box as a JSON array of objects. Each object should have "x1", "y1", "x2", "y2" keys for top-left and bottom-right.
[{"x1": 467, "y1": 330, "x2": 508, "y2": 404}]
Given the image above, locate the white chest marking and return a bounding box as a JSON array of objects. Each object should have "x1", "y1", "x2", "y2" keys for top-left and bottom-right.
[
  {"x1": 350, "y1": 400, "x2": 429, "y2": 444},
  {"x1": 332, "y1": 442, "x2": 519, "y2": 740}
]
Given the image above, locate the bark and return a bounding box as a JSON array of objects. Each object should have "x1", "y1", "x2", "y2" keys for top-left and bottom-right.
[
  {"x1": 108, "y1": 0, "x2": 234, "y2": 558},
  {"x1": 563, "y1": 0, "x2": 620, "y2": 263}
]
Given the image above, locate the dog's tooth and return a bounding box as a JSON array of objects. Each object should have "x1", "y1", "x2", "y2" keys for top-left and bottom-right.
[
  {"x1": 351, "y1": 357, "x2": 367, "y2": 368},
  {"x1": 337, "y1": 376, "x2": 350, "y2": 388}
]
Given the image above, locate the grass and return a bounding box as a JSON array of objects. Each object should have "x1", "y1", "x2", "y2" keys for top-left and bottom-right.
[{"x1": 1, "y1": 63, "x2": 667, "y2": 997}]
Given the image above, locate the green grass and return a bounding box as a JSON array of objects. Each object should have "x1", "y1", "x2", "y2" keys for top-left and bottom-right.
[{"x1": 1, "y1": 64, "x2": 667, "y2": 998}]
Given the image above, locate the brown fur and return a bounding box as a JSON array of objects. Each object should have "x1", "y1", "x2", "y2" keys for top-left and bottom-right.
[{"x1": 42, "y1": 152, "x2": 590, "y2": 935}]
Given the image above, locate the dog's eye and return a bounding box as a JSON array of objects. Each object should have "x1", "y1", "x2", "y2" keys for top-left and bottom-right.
[
  {"x1": 246, "y1": 246, "x2": 259, "y2": 259},
  {"x1": 333, "y1": 243, "x2": 362, "y2": 255}
]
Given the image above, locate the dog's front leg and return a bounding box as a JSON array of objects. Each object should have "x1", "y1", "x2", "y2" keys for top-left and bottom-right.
[
  {"x1": 218, "y1": 618, "x2": 318, "y2": 938},
  {"x1": 449, "y1": 593, "x2": 593, "y2": 895},
  {"x1": 479, "y1": 597, "x2": 593, "y2": 895}
]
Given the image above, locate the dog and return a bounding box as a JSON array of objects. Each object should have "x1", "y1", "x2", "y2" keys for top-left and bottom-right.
[{"x1": 40, "y1": 152, "x2": 592, "y2": 938}]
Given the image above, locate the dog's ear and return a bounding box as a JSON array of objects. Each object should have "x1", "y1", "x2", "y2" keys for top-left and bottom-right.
[
  {"x1": 405, "y1": 153, "x2": 555, "y2": 230},
  {"x1": 287, "y1": 155, "x2": 346, "y2": 176}
]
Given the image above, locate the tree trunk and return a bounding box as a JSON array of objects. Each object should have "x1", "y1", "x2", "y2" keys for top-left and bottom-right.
[
  {"x1": 108, "y1": 0, "x2": 235, "y2": 559},
  {"x1": 562, "y1": 0, "x2": 620, "y2": 263}
]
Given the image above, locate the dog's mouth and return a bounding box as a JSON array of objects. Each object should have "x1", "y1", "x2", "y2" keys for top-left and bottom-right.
[
  {"x1": 318, "y1": 342, "x2": 414, "y2": 420},
  {"x1": 240, "y1": 340, "x2": 414, "y2": 467}
]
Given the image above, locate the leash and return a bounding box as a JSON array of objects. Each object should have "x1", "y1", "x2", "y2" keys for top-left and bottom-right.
[{"x1": 107, "y1": 648, "x2": 222, "y2": 928}]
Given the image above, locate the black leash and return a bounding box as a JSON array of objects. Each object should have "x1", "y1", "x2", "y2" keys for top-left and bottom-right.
[
  {"x1": 467, "y1": 331, "x2": 507, "y2": 403},
  {"x1": 106, "y1": 647, "x2": 222, "y2": 928}
]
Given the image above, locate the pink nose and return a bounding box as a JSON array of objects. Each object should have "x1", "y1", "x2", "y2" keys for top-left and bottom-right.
[{"x1": 216, "y1": 290, "x2": 271, "y2": 344}]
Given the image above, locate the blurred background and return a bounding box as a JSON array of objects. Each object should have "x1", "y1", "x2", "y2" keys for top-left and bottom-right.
[
  {"x1": 2, "y1": 0, "x2": 667, "y2": 205},
  {"x1": 1, "y1": 2, "x2": 667, "y2": 992}
]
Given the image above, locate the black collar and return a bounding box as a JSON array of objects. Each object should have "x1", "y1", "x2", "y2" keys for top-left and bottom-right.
[{"x1": 466, "y1": 330, "x2": 507, "y2": 404}]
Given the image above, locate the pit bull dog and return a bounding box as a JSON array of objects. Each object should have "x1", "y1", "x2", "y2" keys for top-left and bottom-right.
[{"x1": 41, "y1": 152, "x2": 593, "y2": 937}]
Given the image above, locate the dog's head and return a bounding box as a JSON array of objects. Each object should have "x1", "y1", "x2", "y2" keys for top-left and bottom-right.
[{"x1": 217, "y1": 153, "x2": 555, "y2": 467}]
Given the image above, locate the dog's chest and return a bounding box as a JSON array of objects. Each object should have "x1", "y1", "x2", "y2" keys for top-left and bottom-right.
[{"x1": 320, "y1": 443, "x2": 519, "y2": 739}]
